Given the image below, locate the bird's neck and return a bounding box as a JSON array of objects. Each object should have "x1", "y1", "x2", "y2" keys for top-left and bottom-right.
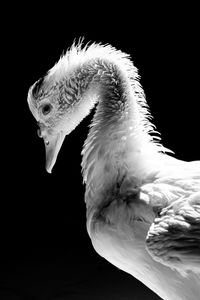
[{"x1": 70, "y1": 59, "x2": 161, "y2": 194}]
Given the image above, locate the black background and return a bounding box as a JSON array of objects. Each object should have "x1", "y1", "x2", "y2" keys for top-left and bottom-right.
[{"x1": 1, "y1": 4, "x2": 199, "y2": 300}]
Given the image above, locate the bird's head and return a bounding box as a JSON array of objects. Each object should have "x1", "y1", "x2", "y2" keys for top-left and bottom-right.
[
  {"x1": 27, "y1": 75, "x2": 79, "y2": 174},
  {"x1": 27, "y1": 68, "x2": 97, "y2": 174}
]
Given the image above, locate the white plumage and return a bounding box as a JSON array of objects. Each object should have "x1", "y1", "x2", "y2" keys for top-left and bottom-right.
[{"x1": 27, "y1": 40, "x2": 200, "y2": 300}]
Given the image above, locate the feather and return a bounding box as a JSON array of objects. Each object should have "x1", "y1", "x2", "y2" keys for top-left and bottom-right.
[{"x1": 27, "y1": 40, "x2": 200, "y2": 300}]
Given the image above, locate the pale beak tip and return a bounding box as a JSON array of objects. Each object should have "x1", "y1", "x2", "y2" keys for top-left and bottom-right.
[{"x1": 46, "y1": 164, "x2": 53, "y2": 174}]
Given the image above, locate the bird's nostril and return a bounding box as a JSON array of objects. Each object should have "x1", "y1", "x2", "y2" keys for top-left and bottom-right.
[{"x1": 37, "y1": 128, "x2": 42, "y2": 138}]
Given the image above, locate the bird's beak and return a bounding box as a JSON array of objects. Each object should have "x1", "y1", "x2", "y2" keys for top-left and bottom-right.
[
  {"x1": 38, "y1": 128, "x2": 65, "y2": 173},
  {"x1": 45, "y1": 131, "x2": 65, "y2": 173}
]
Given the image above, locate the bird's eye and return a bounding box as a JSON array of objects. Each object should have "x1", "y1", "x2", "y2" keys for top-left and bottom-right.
[{"x1": 41, "y1": 104, "x2": 52, "y2": 115}]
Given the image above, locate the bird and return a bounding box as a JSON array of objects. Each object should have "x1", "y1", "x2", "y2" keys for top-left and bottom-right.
[{"x1": 27, "y1": 39, "x2": 200, "y2": 300}]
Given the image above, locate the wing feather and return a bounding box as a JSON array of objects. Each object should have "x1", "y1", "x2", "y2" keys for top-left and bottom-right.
[{"x1": 146, "y1": 192, "x2": 200, "y2": 276}]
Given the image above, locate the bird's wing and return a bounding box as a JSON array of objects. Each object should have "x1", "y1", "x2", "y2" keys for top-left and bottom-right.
[{"x1": 142, "y1": 161, "x2": 200, "y2": 276}]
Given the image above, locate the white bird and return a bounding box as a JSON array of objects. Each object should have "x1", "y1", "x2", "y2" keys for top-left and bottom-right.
[{"x1": 27, "y1": 40, "x2": 200, "y2": 300}]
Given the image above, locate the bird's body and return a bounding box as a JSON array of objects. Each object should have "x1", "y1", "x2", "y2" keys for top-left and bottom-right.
[{"x1": 27, "y1": 40, "x2": 200, "y2": 300}]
